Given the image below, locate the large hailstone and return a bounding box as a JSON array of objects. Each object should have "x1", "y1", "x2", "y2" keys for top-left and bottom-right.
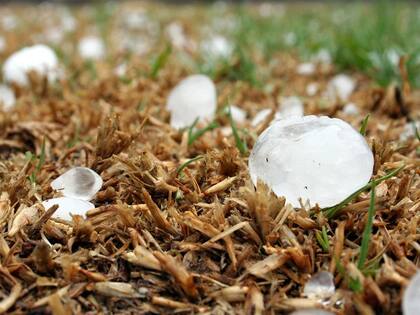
[
  {"x1": 78, "y1": 36, "x2": 105, "y2": 60},
  {"x1": 51, "y1": 167, "x2": 103, "y2": 201},
  {"x1": 403, "y1": 271, "x2": 420, "y2": 315},
  {"x1": 303, "y1": 271, "x2": 335, "y2": 299},
  {"x1": 249, "y1": 115, "x2": 374, "y2": 208},
  {"x1": 166, "y1": 74, "x2": 217, "y2": 129},
  {"x1": 42, "y1": 197, "x2": 94, "y2": 221},
  {"x1": 0, "y1": 84, "x2": 16, "y2": 110},
  {"x1": 2, "y1": 44, "x2": 59, "y2": 86}
]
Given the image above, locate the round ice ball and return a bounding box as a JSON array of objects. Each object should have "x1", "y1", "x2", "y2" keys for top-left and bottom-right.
[
  {"x1": 78, "y1": 36, "x2": 105, "y2": 60},
  {"x1": 249, "y1": 115, "x2": 374, "y2": 208},
  {"x1": 51, "y1": 167, "x2": 103, "y2": 201},
  {"x1": 166, "y1": 74, "x2": 217, "y2": 129},
  {"x1": 2, "y1": 44, "x2": 59, "y2": 86}
]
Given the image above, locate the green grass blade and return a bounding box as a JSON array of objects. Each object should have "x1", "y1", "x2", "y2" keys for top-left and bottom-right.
[
  {"x1": 176, "y1": 155, "x2": 203, "y2": 176},
  {"x1": 228, "y1": 107, "x2": 248, "y2": 155},
  {"x1": 359, "y1": 114, "x2": 370, "y2": 136},
  {"x1": 358, "y1": 181, "x2": 376, "y2": 269}
]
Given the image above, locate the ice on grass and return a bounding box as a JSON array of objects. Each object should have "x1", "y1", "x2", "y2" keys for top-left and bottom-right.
[
  {"x1": 51, "y1": 167, "x2": 103, "y2": 201},
  {"x1": 297, "y1": 62, "x2": 316, "y2": 75},
  {"x1": 403, "y1": 271, "x2": 420, "y2": 315},
  {"x1": 306, "y1": 83, "x2": 319, "y2": 96},
  {"x1": 166, "y1": 74, "x2": 216, "y2": 129},
  {"x1": 342, "y1": 103, "x2": 359, "y2": 116},
  {"x1": 42, "y1": 197, "x2": 94, "y2": 221},
  {"x1": 0, "y1": 84, "x2": 15, "y2": 111},
  {"x1": 325, "y1": 74, "x2": 355, "y2": 102},
  {"x1": 3, "y1": 44, "x2": 59, "y2": 86},
  {"x1": 303, "y1": 271, "x2": 335, "y2": 299},
  {"x1": 290, "y1": 309, "x2": 334, "y2": 315},
  {"x1": 78, "y1": 36, "x2": 105, "y2": 60},
  {"x1": 201, "y1": 35, "x2": 233, "y2": 59},
  {"x1": 0, "y1": 36, "x2": 5, "y2": 52},
  {"x1": 249, "y1": 115, "x2": 374, "y2": 208}
]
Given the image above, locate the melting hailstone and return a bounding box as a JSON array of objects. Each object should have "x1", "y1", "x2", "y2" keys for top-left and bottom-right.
[
  {"x1": 325, "y1": 74, "x2": 355, "y2": 102},
  {"x1": 290, "y1": 310, "x2": 334, "y2": 315},
  {"x1": 249, "y1": 115, "x2": 374, "y2": 208},
  {"x1": 2, "y1": 44, "x2": 59, "y2": 86},
  {"x1": 78, "y1": 36, "x2": 105, "y2": 60},
  {"x1": 0, "y1": 84, "x2": 15, "y2": 110},
  {"x1": 252, "y1": 97, "x2": 303, "y2": 127},
  {"x1": 166, "y1": 74, "x2": 216, "y2": 129},
  {"x1": 51, "y1": 167, "x2": 103, "y2": 201},
  {"x1": 42, "y1": 197, "x2": 94, "y2": 221},
  {"x1": 403, "y1": 271, "x2": 420, "y2": 315},
  {"x1": 303, "y1": 271, "x2": 335, "y2": 299}
]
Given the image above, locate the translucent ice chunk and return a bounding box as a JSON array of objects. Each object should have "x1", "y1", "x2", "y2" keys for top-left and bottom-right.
[
  {"x1": 166, "y1": 74, "x2": 216, "y2": 129},
  {"x1": 228, "y1": 105, "x2": 247, "y2": 123},
  {"x1": 51, "y1": 167, "x2": 103, "y2": 201},
  {"x1": 325, "y1": 74, "x2": 355, "y2": 102},
  {"x1": 403, "y1": 271, "x2": 420, "y2": 315},
  {"x1": 3, "y1": 44, "x2": 59, "y2": 86},
  {"x1": 0, "y1": 85, "x2": 15, "y2": 111},
  {"x1": 306, "y1": 83, "x2": 319, "y2": 96},
  {"x1": 303, "y1": 271, "x2": 335, "y2": 299},
  {"x1": 42, "y1": 197, "x2": 94, "y2": 221},
  {"x1": 249, "y1": 115, "x2": 374, "y2": 208},
  {"x1": 78, "y1": 36, "x2": 105, "y2": 60}
]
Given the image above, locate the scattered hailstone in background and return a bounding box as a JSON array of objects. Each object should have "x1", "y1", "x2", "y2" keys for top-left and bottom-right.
[
  {"x1": 42, "y1": 197, "x2": 94, "y2": 221},
  {"x1": 312, "y1": 48, "x2": 332, "y2": 65},
  {"x1": 3, "y1": 44, "x2": 59, "y2": 86},
  {"x1": 342, "y1": 103, "x2": 359, "y2": 116},
  {"x1": 278, "y1": 96, "x2": 304, "y2": 118},
  {"x1": 0, "y1": 84, "x2": 15, "y2": 111},
  {"x1": 403, "y1": 271, "x2": 420, "y2": 315},
  {"x1": 325, "y1": 74, "x2": 355, "y2": 102},
  {"x1": 297, "y1": 62, "x2": 316, "y2": 75},
  {"x1": 166, "y1": 74, "x2": 217, "y2": 129},
  {"x1": 249, "y1": 115, "x2": 374, "y2": 208},
  {"x1": 51, "y1": 167, "x2": 103, "y2": 201},
  {"x1": 201, "y1": 35, "x2": 233, "y2": 59},
  {"x1": 228, "y1": 105, "x2": 247, "y2": 124},
  {"x1": 289, "y1": 309, "x2": 335, "y2": 315},
  {"x1": 78, "y1": 36, "x2": 105, "y2": 60},
  {"x1": 0, "y1": 36, "x2": 5, "y2": 52},
  {"x1": 400, "y1": 121, "x2": 420, "y2": 142},
  {"x1": 252, "y1": 108, "x2": 274, "y2": 127},
  {"x1": 306, "y1": 82, "x2": 319, "y2": 96},
  {"x1": 303, "y1": 271, "x2": 335, "y2": 299}
]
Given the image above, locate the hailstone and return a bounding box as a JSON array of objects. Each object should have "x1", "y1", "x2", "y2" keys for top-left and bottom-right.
[
  {"x1": 403, "y1": 271, "x2": 420, "y2": 315},
  {"x1": 325, "y1": 74, "x2": 355, "y2": 102},
  {"x1": 3, "y1": 44, "x2": 59, "y2": 86},
  {"x1": 279, "y1": 96, "x2": 304, "y2": 118},
  {"x1": 303, "y1": 271, "x2": 335, "y2": 299},
  {"x1": 0, "y1": 85, "x2": 15, "y2": 111},
  {"x1": 249, "y1": 115, "x2": 374, "y2": 208},
  {"x1": 342, "y1": 103, "x2": 359, "y2": 116},
  {"x1": 201, "y1": 35, "x2": 233, "y2": 59},
  {"x1": 78, "y1": 36, "x2": 105, "y2": 60},
  {"x1": 51, "y1": 167, "x2": 103, "y2": 201},
  {"x1": 297, "y1": 62, "x2": 315, "y2": 75},
  {"x1": 166, "y1": 74, "x2": 217, "y2": 129},
  {"x1": 42, "y1": 197, "x2": 94, "y2": 221},
  {"x1": 290, "y1": 310, "x2": 334, "y2": 315}
]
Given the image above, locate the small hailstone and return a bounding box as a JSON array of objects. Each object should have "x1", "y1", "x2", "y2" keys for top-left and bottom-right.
[
  {"x1": 325, "y1": 74, "x2": 355, "y2": 102},
  {"x1": 166, "y1": 74, "x2": 216, "y2": 129},
  {"x1": 0, "y1": 36, "x2": 5, "y2": 52},
  {"x1": 249, "y1": 115, "x2": 374, "y2": 208},
  {"x1": 278, "y1": 96, "x2": 304, "y2": 118},
  {"x1": 78, "y1": 36, "x2": 105, "y2": 60},
  {"x1": 403, "y1": 271, "x2": 420, "y2": 315},
  {"x1": 51, "y1": 167, "x2": 103, "y2": 201},
  {"x1": 386, "y1": 49, "x2": 400, "y2": 67},
  {"x1": 42, "y1": 197, "x2": 94, "y2": 221},
  {"x1": 201, "y1": 35, "x2": 233, "y2": 59},
  {"x1": 3, "y1": 44, "x2": 59, "y2": 86},
  {"x1": 228, "y1": 105, "x2": 247, "y2": 124},
  {"x1": 342, "y1": 103, "x2": 359, "y2": 116},
  {"x1": 297, "y1": 62, "x2": 316, "y2": 75},
  {"x1": 252, "y1": 108, "x2": 275, "y2": 127},
  {"x1": 0, "y1": 85, "x2": 15, "y2": 111},
  {"x1": 306, "y1": 83, "x2": 319, "y2": 96},
  {"x1": 303, "y1": 271, "x2": 335, "y2": 299},
  {"x1": 166, "y1": 22, "x2": 189, "y2": 50},
  {"x1": 400, "y1": 121, "x2": 420, "y2": 142},
  {"x1": 290, "y1": 310, "x2": 335, "y2": 315},
  {"x1": 312, "y1": 49, "x2": 332, "y2": 65}
]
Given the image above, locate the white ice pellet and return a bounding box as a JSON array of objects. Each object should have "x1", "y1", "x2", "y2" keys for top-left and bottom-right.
[
  {"x1": 297, "y1": 62, "x2": 316, "y2": 75},
  {"x1": 278, "y1": 96, "x2": 304, "y2": 118},
  {"x1": 403, "y1": 271, "x2": 420, "y2": 315},
  {"x1": 342, "y1": 103, "x2": 359, "y2": 116},
  {"x1": 78, "y1": 36, "x2": 105, "y2": 60},
  {"x1": 325, "y1": 74, "x2": 355, "y2": 102},
  {"x1": 42, "y1": 197, "x2": 94, "y2": 221},
  {"x1": 0, "y1": 36, "x2": 5, "y2": 52},
  {"x1": 166, "y1": 22, "x2": 190, "y2": 50},
  {"x1": 0, "y1": 84, "x2": 15, "y2": 111},
  {"x1": 249, "y1": 115, "x2": 374, "y2": 208},
  {"x1": 166, "y1": 74, "x2": 216, "y2": 129},
  {"x1": 228, "y1": 105, "x2": 247, "y2": 124},
  {"x1": 312, "y1": 49, "x2": 332, "y2": 65},
  {"x1": 306, "y1": 83, "x2": 319, "y2": 96},
  {"x1": 290, "y1": 310, "x2": 335, "y2": 315},
  {"x1": 51, "y1": 167, "x2": 103, "y2": 201},
  {"x1": 303, "y1": 271, "x2": 335, "y2": 299},
  {"x1": 201, "y1": 35, "x2": 233, "y2": 59},
  {"x1": 400, "y1": 121, "x2": 420, "y2": 142},
  {"x1": 2, "y1": 44, "x2": 59, "y2": 86},
  {"x1": 252, "y1": 108, "x2": 274, "y2": 127}
]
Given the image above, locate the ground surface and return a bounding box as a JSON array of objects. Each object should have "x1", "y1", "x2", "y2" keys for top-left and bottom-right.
[{"x1": 0, "y1": 2, "x2": 419, "y2": 315}]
